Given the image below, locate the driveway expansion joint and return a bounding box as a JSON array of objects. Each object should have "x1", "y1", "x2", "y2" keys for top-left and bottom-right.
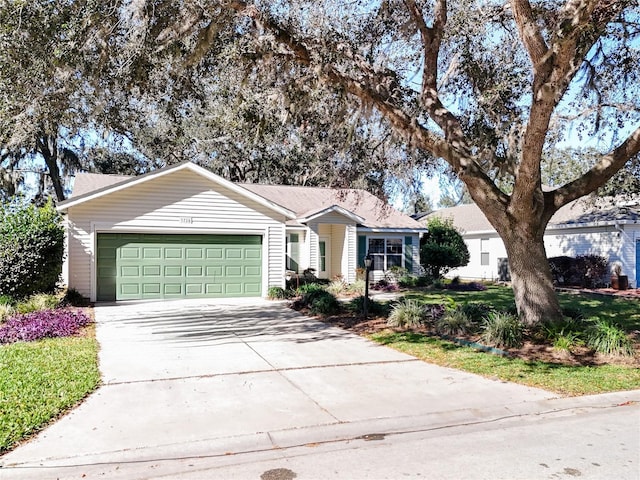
[{"x1": 102, "y1": 358, "x2": 423, "y2": 386}]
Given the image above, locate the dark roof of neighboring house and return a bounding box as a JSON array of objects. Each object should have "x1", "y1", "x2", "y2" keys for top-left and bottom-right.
[
  {"x1": 64, "y1": 163, "x2": 424, "y2": 230},
  {"x1": 427, "y1": 197, "x2": 640, "y2": 234}
]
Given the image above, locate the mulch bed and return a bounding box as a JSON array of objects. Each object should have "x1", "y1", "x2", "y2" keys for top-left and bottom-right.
[{"x1": 316, "y1": 311, "x2": 640, "y2": 368}]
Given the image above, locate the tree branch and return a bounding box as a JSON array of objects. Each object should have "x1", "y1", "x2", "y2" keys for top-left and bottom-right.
[
  {"x1": 510, "y1": 0, "x2": 549, "y2": 71},
  {"x1": 550, "y1": 125, "x2": 640, "y2": 210}
]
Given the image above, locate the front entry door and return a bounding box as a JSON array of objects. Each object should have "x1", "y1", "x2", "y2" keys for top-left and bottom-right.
[{"x1": 318, "y1": 237, "x2": 331, "y2": 279}]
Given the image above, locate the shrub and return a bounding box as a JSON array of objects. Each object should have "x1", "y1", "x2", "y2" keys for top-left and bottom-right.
[
  {"x1": 387, "y1": 298, "x2": 425, "y2": 328},
  {"x1": 372, "y1": 279, "x2": 399, "y2": 292},
  {"x1": 436, "y1": 308, "x2": 475, "y2": 336},
  {"x1": 586, "y1": 318, "x2": 635, "y2": 357},
  {"x1": 267, "y1": 286, "x2": 288, "y2": 300},
  {"x1": 481, "y1": 311, "x2": 524, "y2": 348},
  {"x1": 346, "y1": 295, "x2": 387, "y2": 316},
  {"x1": 309, "y1": 291, "x2": 341, "y2": 316},
  {"x1": 398, "y1": 274, "x2": 419, "y2": 288},
  {"x1": 0, "y1": 200, "x2": 64, "y2": 298},
  {"x1": 0, "y1": 295, "x2": 13, "y2": 305},
  {"x1": 576, "y1": 255, "x2": 609, "y2": 287},
  {"x1": 460, "y1": 302, "x2": 494, "y2": 321},
  {"x1": 326, "y1": 279, "x2": 347, "y2": 296},
  {"x1": 15, "y1": 293, "x2": 61, "y2": 314},
  {"x1": 0, "y1": 309, "x2": 92, "y2": 344},
  {"x1": 62, "y1": 288, "x2": 90, "y2": 307},
  {"x1": 548, "y1": 255, "x2": 609, "y2": 287},
  {"x1": 423, "y1": 303, "x2": 446, "y2": 323},
  {"x1": 538, "y1": 316, "x2": 587, "y2": 351},
  {"x1": 445, "y1": 281, "x2": 487, "y2": 292},
  {"x1": 297, "y1": 283, "x2": 326, "y2": 295},
  {"x1": 420, "y1": 216, "x2": 470, "y2": 279}
]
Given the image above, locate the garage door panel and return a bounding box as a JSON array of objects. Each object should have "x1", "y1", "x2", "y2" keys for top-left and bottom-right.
[
  {"x1": 97, "y1": 233, "x2": 262, "y2": 301},
  {"x1": 143, "y1": 265, "x2": 161, "y2": 276},
  {"x1": 143, "y1": 247, "x2": 161, "y2": 259},
  {"x1": 143, "y1": 284, "x2": 161, "y2": 294},
  {"x1": 225, "y1": 248, "x2": 243, "y2": 259},
  {"x1": 186, "y1": 248, "x2": 203, "y2": 259},
  {"x1": 206, "y1": 248, "x2": 223, "y2": 259},
  {"x1": 164, "y1": 265, "x2": 182, "y2": 276},
  {"x1": 186, "y1": 265, "x2": 203, "y2": 276},
  {"x1": 206, "y1": 265, "x2": 223, "y2": 276},
  {"x1": 245, "y1": 266, "x2": 261, "y2": 276},
  {"x1": 164, "y1": 284, "x2": 183, "y2": 295},
  {"x1": 120, "y1": 247, "x2": 140, "y2": 259},
  {"x1": 164, "y1": 248, "x2": 183, "y2": 259}
]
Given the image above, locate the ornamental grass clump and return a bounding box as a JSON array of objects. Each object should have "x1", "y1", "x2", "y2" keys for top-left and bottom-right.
[
  {"x1": 0, "y1": 309, "x2": 92, "y2": 344},
  {"x1": 586, "y1": 318, "x2": 635, "y2": 357},
  {"x1": 481, "y1": 311, "x2": 524, "y2": 349},
  {"x1": 387, "y1": 298, "x2": 425, "y2": 328}
]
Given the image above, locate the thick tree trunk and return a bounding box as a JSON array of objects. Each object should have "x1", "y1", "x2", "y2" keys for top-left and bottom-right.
[{"x1": 501, "y1": 229, "x2": 563, "y2": 326}]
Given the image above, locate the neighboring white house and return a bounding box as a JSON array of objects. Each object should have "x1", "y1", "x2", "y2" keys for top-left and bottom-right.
[
  {"x1": 425, "y1": 199, "x2": 640, "y2": 288},
  {"x1": 57, "y1": 162, "x2": 425, "y2": 302}
]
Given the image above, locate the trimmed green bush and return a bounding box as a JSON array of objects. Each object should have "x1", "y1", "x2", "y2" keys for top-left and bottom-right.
[
  {"x1": 296, "y1": 283, "x2": 325, "y2": 295},
  {"x1": 267, "y1": 286, "x2": 288, "y2": 300},
  {"x1": 387, "y1": 298, "x2": 425, "y2": 328},
  {"x1": 62, "y1": 288, "x2": 90, "y2": 307},
  {"x1": 0, "y1": 201, "x2": 64, "y2": 298},
  {"x1": 481, "y1": 311, "x2": 524, "y2": 348},
  {"x1": 309, "y1": 291, "x2": 341, "y2": 316},
  {"x1": 420, "y1": 216, "x2": 470, "y2": 279},
  {"x1": 587, "y1": 318, "x2": 635, "y2": 357},
  {"x1": 346, "y1": 295, "x2": 387, "y2": 316}
]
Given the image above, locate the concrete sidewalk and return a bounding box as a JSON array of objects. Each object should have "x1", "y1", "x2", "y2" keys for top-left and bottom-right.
[{"x1": 1, "y1": 299, "x2": 637, "y2": 479}]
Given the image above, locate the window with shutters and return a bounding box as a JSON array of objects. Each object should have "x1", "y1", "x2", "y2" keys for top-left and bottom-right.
[{"x1": 367, "y1": 237, "x2": 406, "y2": 271}]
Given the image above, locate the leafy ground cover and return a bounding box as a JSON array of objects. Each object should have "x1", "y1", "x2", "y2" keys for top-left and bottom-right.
[
  {"x1": 319, "y1": 284, "x2": 640, "y2": 396},
  {"x1": 0, "y1": 293, "x2": 99, "y2": 453}
]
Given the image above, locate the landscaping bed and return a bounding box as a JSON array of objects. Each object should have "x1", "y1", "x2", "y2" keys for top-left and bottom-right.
[
  {"x1": 0, "y1": 293, "x2": 100, "y2": 453},
  {"x1": 295, "y1": 283, "x2": 640, "y2": 396}
]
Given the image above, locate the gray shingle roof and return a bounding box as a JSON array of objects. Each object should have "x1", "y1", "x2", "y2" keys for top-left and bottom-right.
[{"x1": 428, "y1": 198, "x2": 640, "y2": 233}]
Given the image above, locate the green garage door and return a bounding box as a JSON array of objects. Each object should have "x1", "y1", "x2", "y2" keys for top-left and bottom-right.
[{"x1": 97, "y1": 233, "x2": 262, "y2": 301}]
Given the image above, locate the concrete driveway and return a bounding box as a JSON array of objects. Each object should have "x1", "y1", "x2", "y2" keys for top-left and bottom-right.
[{"x1": 1, "y1": 298, "x2": 560, "y2": 478}]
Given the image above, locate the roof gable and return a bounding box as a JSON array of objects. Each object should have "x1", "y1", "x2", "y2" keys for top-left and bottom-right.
[{"x1": 57, "y1": 162, "x2": 296, "y2": 219}]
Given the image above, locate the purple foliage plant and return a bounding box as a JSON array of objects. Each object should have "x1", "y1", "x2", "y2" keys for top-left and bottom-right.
[{"x1": 0, "y1": 309, "x2": 92, "y2": 344}]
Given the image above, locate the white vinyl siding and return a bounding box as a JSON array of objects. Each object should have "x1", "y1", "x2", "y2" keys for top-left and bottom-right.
[
  {"x1": 449, "y1": 224, "x2": 640, "y2": 287},
  {"x1": 66, "y1": 168, "x2": 287, "y2": 300}
]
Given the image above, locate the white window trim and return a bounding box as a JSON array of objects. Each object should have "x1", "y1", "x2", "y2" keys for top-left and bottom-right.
[{"x1": 367, "y1": 236, "x2": 405, "y2": 271}]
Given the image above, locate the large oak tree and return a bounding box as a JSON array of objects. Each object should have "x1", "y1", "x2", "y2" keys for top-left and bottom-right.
[{"x1": 201, "y1": 0, "x2": 638, "y2": 325}]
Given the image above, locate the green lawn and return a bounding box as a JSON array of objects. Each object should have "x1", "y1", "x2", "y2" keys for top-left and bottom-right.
[
  {"x1": 369, "y1": 285, "x2": 640, "y2": 396},
  {"x1": 0, "y1": 334, "x2": 100, "y2": 453}
]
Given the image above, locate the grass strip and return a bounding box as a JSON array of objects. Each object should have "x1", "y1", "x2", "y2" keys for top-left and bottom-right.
[
  {"x1": 369, "y1": 331, "x2": 640, "y2": 396},
  {"x1": 0, "y1": 334, "x2": 100, "y2": 453}
]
